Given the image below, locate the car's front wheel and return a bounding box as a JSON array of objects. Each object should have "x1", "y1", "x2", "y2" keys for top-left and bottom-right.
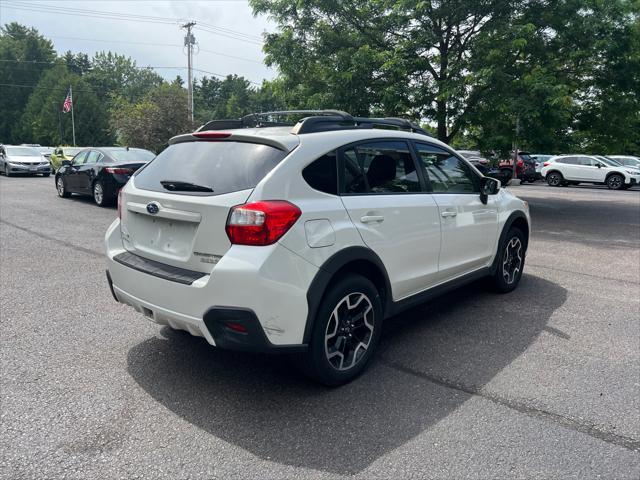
[
  {"x1": 302, "y1": 274, "x2": 383, "y2": 385},
  {"x1": 56, "y1": 176, "x2": 70, "y2": 198},
  {"x1": 606, "y1": 174, "x2": 624, "y2": 190},
  {"x1": 492, "y1": 227, "x2": 526, "y2": 293}
]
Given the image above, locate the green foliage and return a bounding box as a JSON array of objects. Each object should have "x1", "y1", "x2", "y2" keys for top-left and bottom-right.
[
  {"x1": 193, "y1": 75, "x2": 284, "y2": 123},
  {"x1": 0, "y1": 22, "x2": 56, "y2": 143},
  {"x1": 110, "y1": 83, "x2": 193, "y2": 152},
  {"x1": 251, "y1": 0, "x2": 639, "y2": 153},
  {"x1": 16, "y1": 65, "x2": 111, "y2": 146},
  {"x1": 85, "y1": 51, "x2": 164, "y2": 104}
]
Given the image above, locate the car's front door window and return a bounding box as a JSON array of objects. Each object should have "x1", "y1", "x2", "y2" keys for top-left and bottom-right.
[
  {"x1": 72, "y1": 151, "x2": 88, "y2": 165},
  {"x1": 414, "y1": 143, "x2": 479, "y2": 193}
]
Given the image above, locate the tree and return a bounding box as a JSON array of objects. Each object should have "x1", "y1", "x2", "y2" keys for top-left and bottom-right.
[
  {"x1": 110, "y1": 83, "x2": 192, "y2": 152},
  {"x1": 194, "y1": 74, "x2": 269, "y2": 122},
  {"x1": 250, "y1": 0, "x2": 515, "y2": 142},
  {"x1": 63, "y1": 50, "x2": 91, "y2": 76},
  {"x1": 85, "y1": 51, "x2": 163, "y2": 104},
  {"x1": 0, "y1": 23, "x2": 56, "y2": 142},
  {"x1": 16, "y1": 64, "x2": 111, "y2": 146}
]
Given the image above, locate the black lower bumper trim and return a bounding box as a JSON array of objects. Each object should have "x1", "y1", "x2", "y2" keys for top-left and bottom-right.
[
  {"x1": 203, "y1": 306, "x2": 307, "y2": 353},
  {"x1": 113, "y1": 251, "x2": 205, "y2": 285}
]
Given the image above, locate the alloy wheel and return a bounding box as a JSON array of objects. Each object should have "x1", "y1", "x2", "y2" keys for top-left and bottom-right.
[
  {"x1": 502, "y1": 237, "x2": 523, "y2": 285},
  {"x1": 57, "y1": 177, "x2": 65, "y2": 196},
  {"x1": 94, "y1": 182, "x2": 104, "y2": 205},
  {"x1": 548, "y1": 173, "x2": 561, "y2": 186},
  {"x1": 324, "y1": 292, "x2": 375, "y2": 371},
  {"x1": 608, "y1": 175, "x2": 622, "y2": 189}
]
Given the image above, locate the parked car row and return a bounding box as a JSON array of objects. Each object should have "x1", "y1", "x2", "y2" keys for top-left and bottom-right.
[{"x1": 541, "y1": 155, "x2": 640, "y2": 190}]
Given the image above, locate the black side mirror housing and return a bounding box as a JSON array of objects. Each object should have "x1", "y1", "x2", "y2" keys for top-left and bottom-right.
[
  {"x1": 596, "y1": 163, "x2": 602, "y2": 168},
  {"x1": 61, "y1": 160, "x2": 72, "y2": 167},
  {"x1": 480, "y1": 177, "x2": 501, "y2": 204}
]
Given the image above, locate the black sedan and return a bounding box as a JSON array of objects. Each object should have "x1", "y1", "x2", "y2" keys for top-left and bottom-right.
[{"x1": 55, "y1": 147, "x2": 155, "y2": 206}]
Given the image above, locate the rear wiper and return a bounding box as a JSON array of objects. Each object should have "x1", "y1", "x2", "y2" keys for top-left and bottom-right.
[{"x1": 160, "y1": 180, "x2": 214, "y2": 192}]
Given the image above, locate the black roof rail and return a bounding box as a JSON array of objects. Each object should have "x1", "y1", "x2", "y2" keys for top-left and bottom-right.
[
  {"x1": 196, "y1": 110, "x2": 353, "y2": 132},
  {"x1": 197, "y1": 110, "x2": 432, "y2": 137}
]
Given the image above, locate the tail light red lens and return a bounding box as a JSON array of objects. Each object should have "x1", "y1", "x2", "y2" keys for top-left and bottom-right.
[
  {"x1": 105, "y1": 167, "x2": 134, "y2": 174},
  {"x1": 543, "y1": 161, "x2": 551, "y2": 166},
  {"x1": 226, "y1": 200, "x2": 301, "y2": 246},
  {"x1": 117, "y1": 190, "x2": 122, "y2": 219}
]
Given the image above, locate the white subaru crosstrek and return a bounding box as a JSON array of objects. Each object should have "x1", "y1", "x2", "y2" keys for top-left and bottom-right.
[
  {"x1": 541, "y1": 154, "x2": 640, "y2": 190},
  {"x1": 105, "y1": 111, "x2": 530, "y2": 385}
]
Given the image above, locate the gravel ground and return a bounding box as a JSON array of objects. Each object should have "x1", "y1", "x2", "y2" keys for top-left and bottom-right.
[{"x1": 1, "y1": 176, "x2": 639, "y2": 479}]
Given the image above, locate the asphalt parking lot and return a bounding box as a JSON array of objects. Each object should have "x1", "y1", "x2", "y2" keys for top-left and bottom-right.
[{"x1": 1, "y1": 176, "x2": 639, "y2": 479}]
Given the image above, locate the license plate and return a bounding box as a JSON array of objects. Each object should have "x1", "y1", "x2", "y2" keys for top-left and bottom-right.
[{"x1": 30, "y1": 167, "x2": 37, "y2": 171}]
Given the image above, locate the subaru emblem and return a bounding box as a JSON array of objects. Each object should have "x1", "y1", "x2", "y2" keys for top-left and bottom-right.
[{"x1": 146, "y1": 202, "x2": 160, "y2": 215}]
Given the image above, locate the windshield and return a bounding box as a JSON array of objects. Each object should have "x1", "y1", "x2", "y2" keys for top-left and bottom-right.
[
  {"x1": 6, "y1": 146, "x2": 41, "y2": 156},
  {"x1": 109, "y1": 149, "x2": 156, "y2": 163},
  {"x1": 63, "y1": 147, "x2": 84, "y2": 156},
  {"x1": 134, "y1": 141, "x2": 287, "y2": 196}
]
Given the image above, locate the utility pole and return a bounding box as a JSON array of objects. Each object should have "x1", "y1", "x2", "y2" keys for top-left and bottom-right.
[
  {"x1": 512, "y1": 115, "x2": 520, "y2": 180},
  {"x1": 181, "y1": 22, "x2": 196, "y2": 122}
]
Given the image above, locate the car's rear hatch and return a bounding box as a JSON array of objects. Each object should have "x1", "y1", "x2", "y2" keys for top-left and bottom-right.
[{"x1": 119, "y1": 131, "x2": 296, "y2": 274}]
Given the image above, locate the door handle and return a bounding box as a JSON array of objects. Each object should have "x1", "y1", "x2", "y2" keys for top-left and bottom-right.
[
  {"x1": 361, "y1": 215, "x2": 385, "y2": 224},
  {"x1": 441, "y1": 210, "x2": 457, "y2": 218}
]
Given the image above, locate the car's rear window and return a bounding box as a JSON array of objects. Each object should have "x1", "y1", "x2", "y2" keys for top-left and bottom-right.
[
  {"x1": 109, "y1": 149, "x2": 156, "y2": 163},
  {"x1": 134, "y1": 141, "x2": 287, "y2": 196}
]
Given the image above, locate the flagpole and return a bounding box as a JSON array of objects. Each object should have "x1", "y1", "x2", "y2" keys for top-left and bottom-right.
[{"x1": 70, "y1": 85, "x2": 76, "y2": 147}]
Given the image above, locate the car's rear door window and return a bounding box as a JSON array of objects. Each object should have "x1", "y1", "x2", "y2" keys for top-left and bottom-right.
[
  {"x1": 340, "y1": 141, "x2": 420, "y2": 194},
  {"x1": 134, "y1": 141, "x2": 287, "y2": 196}
]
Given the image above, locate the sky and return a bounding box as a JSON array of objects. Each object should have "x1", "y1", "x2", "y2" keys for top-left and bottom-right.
[{"x1": 0, "y1": 0, "x2": 277, "y2": 85}]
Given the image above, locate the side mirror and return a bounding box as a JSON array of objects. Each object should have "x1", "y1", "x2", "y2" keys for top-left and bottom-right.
[
  {"x1": 61, "y1": 160, "x2": 72, "y2": 166},
  {"x1": 596, "y1": 163, "x2": 602, "y2": 168},
  {"x1": 480, "y1": 177, "x2": 500, "y2": 204}
]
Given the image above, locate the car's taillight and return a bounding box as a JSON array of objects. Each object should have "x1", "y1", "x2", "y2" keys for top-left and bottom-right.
[
  {"x1": 543, "y1": 162, "x2": 551, "y2": 167},
  {"x1": 105, "y1": 167, "x2": 134, "y2": 174},
  {"x1": 226, "y1": 201, "x2": 301, "y2": 246},
  {"x1": 117, "y1": 190, "x2": 122, "y2": 219}
]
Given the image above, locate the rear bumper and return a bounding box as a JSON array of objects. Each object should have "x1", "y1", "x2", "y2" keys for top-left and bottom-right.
[{"x1": 105, "y1": 218, "x2": 318, "y2": 348}]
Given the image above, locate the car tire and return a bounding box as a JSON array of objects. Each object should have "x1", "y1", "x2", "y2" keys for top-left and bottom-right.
[
  {"x1": 546, "y1": 171, "x2": 563, "y2": 186},
  {"x1": 93, "y1": 181, "x2": 110, "y2": 207},
  {"x1": 606, "y1": 174, "x2": 624, "y2": 190},
  {"x1": 56, "y1": 176, "x2": 70, "y2": 198},
  {"x1": 301, "y1": 274, "x2": 383, "y2": 386},
  {"x1": 492, "y1": 227, "x2": 526, "y2": 294}
]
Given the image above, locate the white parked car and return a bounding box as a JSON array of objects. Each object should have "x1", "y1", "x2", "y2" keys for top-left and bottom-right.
[
  {"x1": 541, "y1": 154, "x2": 640, "y2": 190},
  {"x1": 0, "y1": 145, "x2": 51, "y2": 177},
  {"x1": 609, "y1": 155, "x2": 640, "y2": 168},
  {"x1": 105, "y1": 111, "x2": 531, "y2": 385}
]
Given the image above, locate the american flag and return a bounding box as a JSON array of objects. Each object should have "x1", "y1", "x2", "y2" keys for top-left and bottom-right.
[{"x1": 62, "y1": 89, "x2": 72, "y2": 113}]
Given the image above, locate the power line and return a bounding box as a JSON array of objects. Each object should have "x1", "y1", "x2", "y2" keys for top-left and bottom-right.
[
  {"x1": 3, "y1": 0, "x2": 264, "y2": 45},
  {"x1": 42, "y1": 34, "x2": 265, "y2": 64},
  {"x1": 0, "y1": 62, "x2": 262, "y2": 85}
]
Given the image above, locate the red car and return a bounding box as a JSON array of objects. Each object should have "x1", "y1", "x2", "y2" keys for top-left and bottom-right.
[{"x1": 499, "y1": 151, "x2": 538, "y2": 183}]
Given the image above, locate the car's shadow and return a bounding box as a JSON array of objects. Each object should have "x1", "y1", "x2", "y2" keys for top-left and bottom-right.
[{"x1": 127, "y1": 273, "x2": 566, "y2": 475}]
